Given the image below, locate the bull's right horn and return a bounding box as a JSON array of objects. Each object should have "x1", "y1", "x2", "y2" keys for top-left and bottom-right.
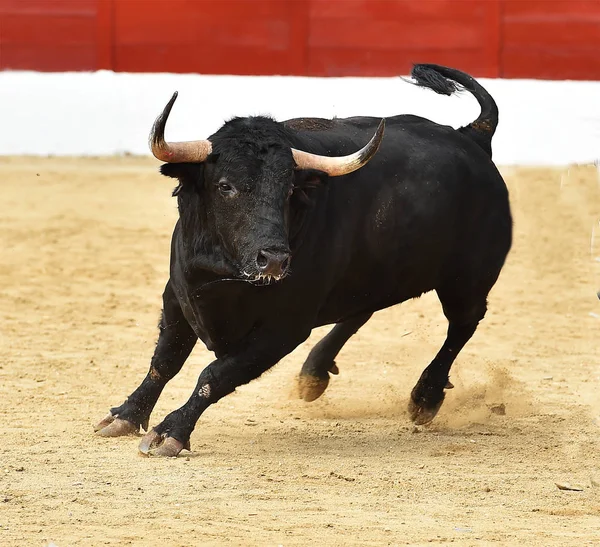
[
  {"x1": 291, "y1": 119, "x2": 385, "y2": 176},
  {"x1": 149, "y1": 92, "x2": 212, "y2": 163}
]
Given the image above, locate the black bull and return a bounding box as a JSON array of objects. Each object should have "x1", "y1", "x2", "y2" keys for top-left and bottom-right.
[{"x1": 95, "y1": 64, "x2": 512, "y2": 456}]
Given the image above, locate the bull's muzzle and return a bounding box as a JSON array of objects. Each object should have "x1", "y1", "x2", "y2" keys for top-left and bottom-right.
[{"x1": 256, "y1": 249, "x2": 291, "y2": 278}]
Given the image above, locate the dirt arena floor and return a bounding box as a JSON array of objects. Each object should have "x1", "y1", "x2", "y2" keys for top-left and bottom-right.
[{"x1": 1, "y1": 157, "x2": 599, "y2": 546}]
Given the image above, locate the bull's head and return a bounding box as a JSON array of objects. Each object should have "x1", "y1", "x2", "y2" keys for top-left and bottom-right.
[{"x1": 150, "y1": 92, "x2": 384, "y2": 284}]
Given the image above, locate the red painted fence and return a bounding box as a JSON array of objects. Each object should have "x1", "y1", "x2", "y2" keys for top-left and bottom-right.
[{"x1": 1, "y1": 0, "x2": 599, "y2": 80}]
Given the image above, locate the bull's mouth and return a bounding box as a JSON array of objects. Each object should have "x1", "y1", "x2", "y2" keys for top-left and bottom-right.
[{"x1": 240, "y1": 270, "x2": 289, "y2": 286}]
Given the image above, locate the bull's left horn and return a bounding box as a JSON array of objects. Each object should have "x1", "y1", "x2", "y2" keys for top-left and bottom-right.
[
  {"x1": 291, "y1": 119, "x2": 385, "y2": 176},
  {"x1": 149, "y1": 91, "x2": 212, "y2": 163}
]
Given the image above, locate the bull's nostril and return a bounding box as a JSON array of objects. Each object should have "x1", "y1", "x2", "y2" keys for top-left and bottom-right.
[
  {"x1": 256, "y1": 252, "x2": 268, "y2": 270},
  {"x1": 256, "y1": 249, "x2": 291, "y2": 275}
]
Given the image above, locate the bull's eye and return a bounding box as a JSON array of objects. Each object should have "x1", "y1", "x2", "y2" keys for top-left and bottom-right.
[{"x1": 217, "y1": 180, "x2": 237, "y2": 197}]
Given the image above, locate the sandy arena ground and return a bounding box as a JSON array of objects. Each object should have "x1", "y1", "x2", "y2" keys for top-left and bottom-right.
[{"x1": 1, "y1": 157, "x2": 599, "y2": 546}]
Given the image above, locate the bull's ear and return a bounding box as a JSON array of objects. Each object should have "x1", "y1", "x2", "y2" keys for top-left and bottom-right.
[
  {"x1": 291, "y1": 168, "x2": 329, "y2": 210},
  {"x1": 293, "y1": 168, "x2": 328, "y2": 189},
  {"x1": 159, "y1": 163, "x2": 204, "y2": 195},
  {"x1": 159, "y1": 163, "x2": 203, "y2": 181}
]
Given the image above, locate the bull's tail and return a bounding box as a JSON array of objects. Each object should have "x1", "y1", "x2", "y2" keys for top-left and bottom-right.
[{"x1": 409, "y1": 63, "x2": 498, "y2": 158}]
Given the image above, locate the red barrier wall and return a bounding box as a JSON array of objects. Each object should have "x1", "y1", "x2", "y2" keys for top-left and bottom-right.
[
  {"x1": 501, "y1": 0, "x2": 600, "y2": 80},
  {"x1": 1, "y1": 0, "x2": 599, "y2": 80}
]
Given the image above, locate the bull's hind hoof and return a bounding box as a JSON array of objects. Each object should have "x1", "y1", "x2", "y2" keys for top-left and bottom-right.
[
  {"x1": 297, "y1": 374, "x2": 329, "y2": 402},
  {"x1": 94, "y1": 413, "x2": 139, "y2": 437},
  {"x1": 407, "y1": 396, "x2": 445, "y2": 426},
  {"x1": 138, "y1": 429, "x2": 190, "y2": 457}
]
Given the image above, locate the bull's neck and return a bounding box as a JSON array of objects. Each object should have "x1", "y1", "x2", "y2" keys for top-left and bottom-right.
[{"x1": 177, "y1": 205, "x2": 237, "y2": 278}]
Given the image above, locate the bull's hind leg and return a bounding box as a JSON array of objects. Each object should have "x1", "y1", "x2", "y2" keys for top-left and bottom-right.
[
  {"x1": 408, "y1": 288, "x2": 488, "y2": 425},
  {"x1": 94, "y1": 281, "x2": 197, "y2": 437},
  {"x1": 297, "y1": 312, "x2": 372, "y2": 402}
]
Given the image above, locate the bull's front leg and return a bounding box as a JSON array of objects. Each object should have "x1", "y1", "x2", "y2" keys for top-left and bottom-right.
[
  {"x1": 138, "y1": 326, "x2": 311, "y2": 457},
  {"x1": 94, "y1": 281, "x2": 197, "y2": 437}
]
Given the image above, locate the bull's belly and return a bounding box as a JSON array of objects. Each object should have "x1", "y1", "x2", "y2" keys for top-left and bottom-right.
[{"x1": 313, "y1": 276, "x2": 436, "y2": 327}]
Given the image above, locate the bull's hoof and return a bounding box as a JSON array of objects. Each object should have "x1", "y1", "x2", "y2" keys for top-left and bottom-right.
[
  {"x1": 138, "y1": 429, "x2": 190, "y2": 457},
  {"x1": 297, "y1": 374, "x2": 330, "y2": 402},
  {"x1": 408, "y1": 375, "x2": 455, "y2": 425},
  {"x1": 94, "y1": 413, "x2": 139, "y2": 437},
  {"x1": 408, "y1": 397, "x2": 445, "y2": 425}
]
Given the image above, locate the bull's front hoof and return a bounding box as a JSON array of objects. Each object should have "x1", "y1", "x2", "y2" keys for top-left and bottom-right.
[
  {"x1": 94, "y1": 413, "x2": 139, "y2": 437},
  {"x1": 138, "y1": 429, "x2": 190, "y2": 457},
  {"x1": 297, "y1": 374, "x2": 330, "y2": 402}
]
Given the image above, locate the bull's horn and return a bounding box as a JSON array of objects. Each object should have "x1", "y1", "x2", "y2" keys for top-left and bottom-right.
[
  {"x1": 291, "y1": 119, "x2": 385, "y2": 176},
  {"x1": 149, "y1": 91, "x2": 212, "y2": 163}
]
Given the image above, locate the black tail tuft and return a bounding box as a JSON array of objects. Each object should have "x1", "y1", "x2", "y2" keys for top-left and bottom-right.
[
  {"x1": 407, "y1": 64, "x2": 499, "y2": 158},
  {"x1": 410, "y1": 64, "x2": 462, "y2": 96}
]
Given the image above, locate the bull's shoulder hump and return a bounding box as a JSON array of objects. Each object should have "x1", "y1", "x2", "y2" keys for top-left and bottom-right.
[
  {"x1": 283, "y1": 117, "x2": 338, "y2": 131},
  {"x1": 283, "y1": 116, "x2": 385, "y2": 132}
]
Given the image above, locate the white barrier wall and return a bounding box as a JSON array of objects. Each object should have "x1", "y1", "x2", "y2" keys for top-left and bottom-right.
[{"x1": 1, "y1": 70, "x2": 599, "y2": 166}]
